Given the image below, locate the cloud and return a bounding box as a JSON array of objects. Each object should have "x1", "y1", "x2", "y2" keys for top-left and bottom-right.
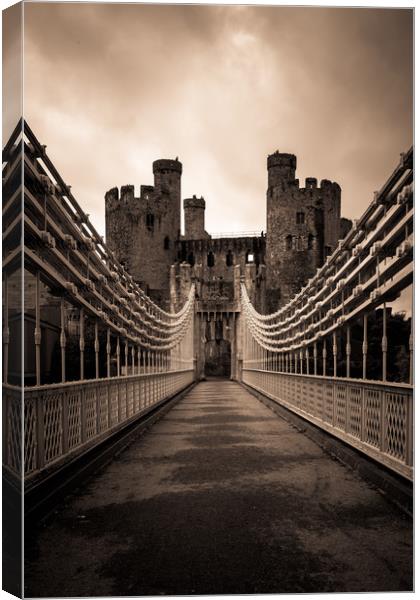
[{"x1": 22, "y1": 4, "x2": 412, "y2": 237}]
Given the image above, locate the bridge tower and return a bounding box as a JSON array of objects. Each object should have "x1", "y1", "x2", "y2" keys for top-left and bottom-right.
[{"x1": 265, "y1": 151, "x2": 341, "y2": 312}]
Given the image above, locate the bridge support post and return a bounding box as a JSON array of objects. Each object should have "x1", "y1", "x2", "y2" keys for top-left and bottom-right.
[
  {"x1": 116, "y1": 336, "x2": 121, "y2": 377},
  {"x1": 382, "y1": 303, "x2": 388, "y2": 382},
  {"x1": 362, "y1": 315, "x2": 368, "y2": 379},
  {"x1": 60, "y1": 297, "x2": 66, "y2": 383},
  {"x1": 346, "y1": 326, "x2": 351, "y2": 378},
  {"x1": 409, "y1": 324, "x2": 413, "y2": 385},
  {"x1": 333, "y1": 331, "x2": 337, "y2": 377},
  {"x1": 106, "y1": 328, "x2": 111, "y2": 378},
  {"x1": 95, "y1": 321, "x2": 99, "y2": 379},
  {"x1": 79, "y1": 308, "x2": 85, "y2": 380},
  {"x1": 3, "y1": 273, "x2": 9, "y2": 384},
  {"x1": 125, "y1": 339, "x2": 129, "y2": 377},
  {"x1": 35, "y1": 271, "x2": 41, "y2": 386}
]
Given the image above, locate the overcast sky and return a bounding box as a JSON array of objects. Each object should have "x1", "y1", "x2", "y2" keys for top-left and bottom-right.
[{"x1": 3, "y1": 3, "x2": 413, "y2": 238}]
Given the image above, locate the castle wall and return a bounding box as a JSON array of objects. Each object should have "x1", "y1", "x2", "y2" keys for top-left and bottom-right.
[{"x1": 174, "y1": 235, "x2": 265, "y2": 309}]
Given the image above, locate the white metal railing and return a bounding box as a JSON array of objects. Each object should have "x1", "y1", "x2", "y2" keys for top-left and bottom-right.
[
  {"x1": 4, "y1": 369, "x2": 194, "y2": 479},
  {"x1": 2, "y1": 121, "x2": 198, "y2": 481},
  {"x1": 209, "y1": 231, "x2": 265, "y2": 239},
  {"x1": 240, "y1": 148, "x2": 413, "y2": 480},
  {"x1": 242, "y1": 369, "x2": 412, "y2": 479}
]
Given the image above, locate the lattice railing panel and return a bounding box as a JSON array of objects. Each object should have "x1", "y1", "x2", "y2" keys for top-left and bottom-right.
[
  {"x1": 127, "y1": 381, "x2": 134, "y2": 418},
  {"x1": 242, "y1": 370, "x2": 412, "y2": 480},
  {"x1": 67, "y1": 391, "x2": 82, "y2": 450},
  {"x1": 110, "y1": 384, "x2": 119, "y2": 426},
  {"x1": 133, "y1": 380, "x2": 140, "y2": 413},
  {"x1": 43, "y1": 393, "x2": 63, "y2": 463},
  {"x1": 85, "y1": 387, "x2": 98, "y2": 441},
  {"x1": 324, "y1": 383, "x2": 334, "y2": 424},
  {"x1": 385, "y1": 392, "x2": 408, "y2": 462},
  {"x1": 7, "y1": 392, "x2": 22, "y2": 474},
  {"x1": 4, "y1": 369, "x2": 194, "y2": 478},
  {"x1": 315, "y1": 382, "x2": 324, "y2": 419},
  {"x1": 335, "y1": 385, "x2": 347, "y2": 431},
  {"x1": 98, "y1": 385, "x2": 109, "y2": 433},
  {"x1": 365, "y1": 389, "x2": 381, "y2": 449},
  {"x1": 348, "y1": 386, "x2": 362, "y2": 438},
  {"x1": 25, "y1": 398, "x2": 37, "y2": 474}
]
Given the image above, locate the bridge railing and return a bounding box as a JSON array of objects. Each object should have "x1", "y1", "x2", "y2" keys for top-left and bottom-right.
[
  {"x1": 2, "y1": 121, "x2": 196, "y2": 482},
  {"x1": 241, "y1": 147, "x2": 413, "y2": 480},
  {"x1": 242, "y1": 371, "x2": 412, "y2": 479},
  {"x1": 4, "y1": 369, "x2": 193, "y2": 478}
]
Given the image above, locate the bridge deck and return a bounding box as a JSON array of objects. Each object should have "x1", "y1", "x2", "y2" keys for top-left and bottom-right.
[{"x1": 25, "y1": 381, "x2": 412, "y2": 596}]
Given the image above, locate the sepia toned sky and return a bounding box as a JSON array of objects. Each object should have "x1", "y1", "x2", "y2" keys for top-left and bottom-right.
[{"x1": 5, "y1": 3, "x2": 414, "y2": 237}]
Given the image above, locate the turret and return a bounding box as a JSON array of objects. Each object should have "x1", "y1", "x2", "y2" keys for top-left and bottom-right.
[
  {"x1": 184, "y1": 195, "x2": 206, "y2": 240},
  {"x1": 153, "y1": 158, "x2": 182, "y2": 196},
  {"x1": 267, "y1": 152, "x2": 296, "y2": 189}
]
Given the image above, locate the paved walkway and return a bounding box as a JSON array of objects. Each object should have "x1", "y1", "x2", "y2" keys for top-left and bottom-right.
[{"x1": 25, "y1": 381, "x2": 413, "y2": 596}]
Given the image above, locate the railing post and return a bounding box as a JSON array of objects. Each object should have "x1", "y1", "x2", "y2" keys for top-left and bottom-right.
[
  {"x1": 305, "y1": 347, "x2": 309, "y2": 375},
  {"x1": 94, "y1": 321, "x2": 99, "y2": 379},
  {"x1": 35, "y1": 271, "x2": 42, "y2": 386},
  {"x1": 346, "y1": 325, "x2": 351, "y2": 378},
  {"x1": 125, "y1": 339, "x2": 129, "y2": 377},
  {"x1": 333, "y1": 331, "x2": 337, "y2": 378},
  {"x1": 322, "y1": 338, "x2": 327, "y2": 376},
  {"x1": 116, "y1": 336, "x2": 121, "y2": 377},
  {"x1": 362, "y1": 314, "x2": 368, "y2": 379},
  {"x1": 106, "y1": 328, "x2": 111, "y2": 378},
  {"x1": 409, "y1": 322, "x2": 413, "y2": 385},
  {"x1": 79, "y1": 307, "x2": 85, "y2": 380},
  {"x1": 60, "y1": 297, "x2": 66, "y2": 383},
  {"x1": 131, "y1": 345, "x2": 135, "y2": 376},
  {"x1": 360, "y1": 387, "x2": 366, "y2": 443},
  {"x1": 380, "y1": 388, "x2": 386, "y2": 452},
  {"x1": 3, "y1": 273, "x2": 9, "y2": 384},
  {"x1": 382, "y1": 303, "x2": 388, "y2": 382},
  {"x1": 313, "y1": 342, "x2": 317, "y2": 376}
]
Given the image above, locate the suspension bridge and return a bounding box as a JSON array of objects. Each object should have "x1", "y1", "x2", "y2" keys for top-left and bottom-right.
[{"x1": 2, "y1": 121, "x2": 413, "y2": 595}]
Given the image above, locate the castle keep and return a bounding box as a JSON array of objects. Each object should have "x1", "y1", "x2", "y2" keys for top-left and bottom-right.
[{"x1": 105, "y1": 152, "x2": 350, "y2": 376}]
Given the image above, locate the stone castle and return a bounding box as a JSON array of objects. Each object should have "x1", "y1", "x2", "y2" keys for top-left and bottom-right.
[{"x1": 105, "y1": 152, "x2": 351, "y2": 377}]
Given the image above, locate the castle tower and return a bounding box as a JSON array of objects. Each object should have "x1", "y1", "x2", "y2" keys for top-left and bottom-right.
[
  {"x1": 184, "y1": 195, "x2": 206, "y2": 239},
  {"x1": 153, "y1": 158, "x2": 182, "y2": 241},
  {"x1": 265, "y1": 151, "x2": 341, "y2": 312},
  {"x1": 105, "y1": 158, "x2": 183, "y2": 309}
]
